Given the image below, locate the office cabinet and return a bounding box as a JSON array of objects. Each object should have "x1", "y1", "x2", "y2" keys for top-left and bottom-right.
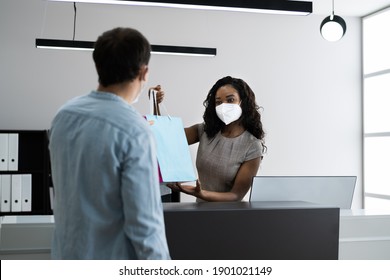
[{"x1": 0, "y1": 130, "x2": 52, "y2": 216}]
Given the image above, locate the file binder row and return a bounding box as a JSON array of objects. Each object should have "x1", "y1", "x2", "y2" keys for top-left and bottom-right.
[
  {"x1": 0, "y1": 174, "x2": 32, "y2": 212},
  {"x1": 0, "y1": 133, "x2": 19, "y2": 171}
]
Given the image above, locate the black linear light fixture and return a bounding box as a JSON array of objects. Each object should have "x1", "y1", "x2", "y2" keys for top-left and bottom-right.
[
  {"x1": 35, "y1": 38, "x2": 217, "y2": 56},
  {"x1": 47, "y1": 0, "x2": 313, "y2": 15},
  {"x1": 36, "y1": 2, "x2": 216, "y2": 56}
]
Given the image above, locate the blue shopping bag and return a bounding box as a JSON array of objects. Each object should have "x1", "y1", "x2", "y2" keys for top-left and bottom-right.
[{"x1": 145, "y1": 114, "x2": 196, "y2": 183}]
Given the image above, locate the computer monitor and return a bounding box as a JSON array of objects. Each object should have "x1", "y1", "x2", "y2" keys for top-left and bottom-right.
[{"x1": 250, "y1": 176, "x2": 356, "y2": 209}]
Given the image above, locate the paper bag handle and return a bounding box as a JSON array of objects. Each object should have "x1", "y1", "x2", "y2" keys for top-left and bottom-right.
[{"x1": 149, "y1": 89, "x2": 161, "y2": 116}]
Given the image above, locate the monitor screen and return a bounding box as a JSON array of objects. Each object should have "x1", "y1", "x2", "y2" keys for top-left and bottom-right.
[{"x1": 250, "y1": 176, "x2": 357, "y2": 209}]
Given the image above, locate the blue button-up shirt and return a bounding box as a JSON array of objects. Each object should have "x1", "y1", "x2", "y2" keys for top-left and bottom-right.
[{"x1": 49, "y1": 91, "x2": 170, "y2": 259}]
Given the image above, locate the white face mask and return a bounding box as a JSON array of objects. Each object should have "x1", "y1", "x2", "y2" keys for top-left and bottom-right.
[
  {"x1": 132, "y1": 93, "x2": 140, "y2": 104},
  {"x1": 132, "y1": 82, "x2": 146, "y2": 104},
  {"x1": 215, "y1": 103, "x2": 242, "y2": 125}
]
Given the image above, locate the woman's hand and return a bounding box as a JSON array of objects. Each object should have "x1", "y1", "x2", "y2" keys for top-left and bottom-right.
[
  {"x1": 149, "y1": 85, "x2": 165, "y2": 104},
  {"x1": 167, "y1": 180, "x2": 202, "y2": 198}
]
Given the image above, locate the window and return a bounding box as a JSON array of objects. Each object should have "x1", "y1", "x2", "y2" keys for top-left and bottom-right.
[{"x1": 363, "y1": 8, "x2": 390, "y2": 210}]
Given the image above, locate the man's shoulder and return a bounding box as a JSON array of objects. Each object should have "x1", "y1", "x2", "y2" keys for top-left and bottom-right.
[{"x1": 53, "y1": 93, "x2": 150, "y2": 136}]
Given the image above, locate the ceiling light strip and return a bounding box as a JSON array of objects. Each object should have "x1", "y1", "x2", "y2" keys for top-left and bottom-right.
[
  {"x1": 47, "y1": 0, "x2": 312, "y2": 15},
  {"x1": 151, "y1": 44, "x2": 216, "y2": 56},
  {"x1": 35, "y1": 38, "x2": 217, "y2": 56}
]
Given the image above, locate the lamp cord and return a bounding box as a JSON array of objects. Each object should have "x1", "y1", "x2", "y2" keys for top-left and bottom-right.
[
  {"x1": 40, "y1": 0, "x2": 49, "y2": 37},
  {"x1": 73, "y1": 2, "x2": 77, "y2": 40},
  {"x1": 331, "y1": 0, "x2": 335, "y2": 20}
]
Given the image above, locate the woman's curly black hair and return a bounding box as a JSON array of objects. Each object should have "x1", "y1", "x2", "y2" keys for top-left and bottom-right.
[{"x1": 203, "y1": 76, "x2": 266, "y2": 151}]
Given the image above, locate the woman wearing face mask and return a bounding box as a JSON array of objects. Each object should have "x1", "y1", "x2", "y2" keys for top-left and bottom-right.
[{"x1": 167, "y1": 76, "x2": 266, "y2": 202}]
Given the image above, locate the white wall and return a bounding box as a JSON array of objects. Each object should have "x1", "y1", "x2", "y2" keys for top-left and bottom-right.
[{"x1": 0, "y1": 0, "x2": 362, "y2": 206}]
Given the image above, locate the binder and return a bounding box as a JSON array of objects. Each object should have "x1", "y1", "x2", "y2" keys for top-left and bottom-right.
[
  {"x1": 11, "y1": 174, "x2": 22, "y2": 212},
  {"x1": 21, "y1": 174, "x2": 32, "y2": 212},
  {"x1": 49, "y1": 186, "x2": 54, "y2": 211},
  {"x1": 0, "y1": 134, "x2": 8, "y2": 170},
  {"x1": 8, "y1": 133, "x2": 19, "y2": 171},
  {"x1": 1, "y1": 174, "x2": 11, "y2": 212}
]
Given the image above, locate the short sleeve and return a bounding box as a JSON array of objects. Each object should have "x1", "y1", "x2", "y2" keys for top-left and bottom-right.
[
  {"x1": 197, "y1": 123, "x2": 205, "y2": 138},
  {"x1": 245, "y1": 139, "x2": 263, "y2": 161}
]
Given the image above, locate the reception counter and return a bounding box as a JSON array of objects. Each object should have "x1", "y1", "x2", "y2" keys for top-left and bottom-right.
[
  {"x1": 1, "y1": 201, "x2": 389, "y2": 260},
  {"x1": 163, "y1": 201, "x2": 339, "y2": 259}
]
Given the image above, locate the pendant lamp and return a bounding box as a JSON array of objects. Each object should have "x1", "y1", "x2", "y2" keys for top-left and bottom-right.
[{"x1": 320, "y1": 0, "x2": 346, "y2": 42}]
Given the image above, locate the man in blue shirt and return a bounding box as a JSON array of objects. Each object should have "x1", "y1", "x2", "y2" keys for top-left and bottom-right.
[{"x1": 49, "y1": 27, "x2": 170, "y2": 259}]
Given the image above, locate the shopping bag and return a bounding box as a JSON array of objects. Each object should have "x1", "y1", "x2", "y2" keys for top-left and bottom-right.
[{"x1": 145, "y1": 114, "x2": 196, "y2": 183}]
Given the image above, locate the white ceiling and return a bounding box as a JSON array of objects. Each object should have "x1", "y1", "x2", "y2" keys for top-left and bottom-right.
[{"x1": 311, "y1": 0, "x2": 390, "y2": 16}]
